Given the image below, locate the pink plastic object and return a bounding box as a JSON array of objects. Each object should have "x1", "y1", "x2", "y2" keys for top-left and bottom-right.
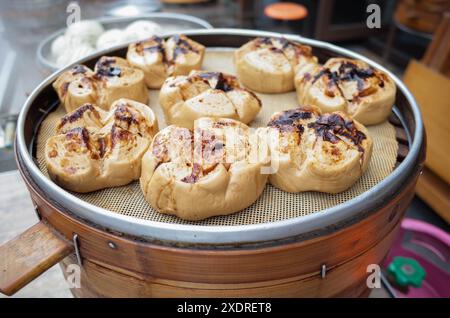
[{"x1": 383, "y1": 218, "x2": 450, "y2": 297}]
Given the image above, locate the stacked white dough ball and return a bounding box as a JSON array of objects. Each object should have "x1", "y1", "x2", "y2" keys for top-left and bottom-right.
[{"x1": 51, "y1": 20, "x2": 162, "y2": 68}]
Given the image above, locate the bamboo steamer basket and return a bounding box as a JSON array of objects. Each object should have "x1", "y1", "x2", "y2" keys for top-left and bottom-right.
[{"x1": 1, "y1": 29, "x2": 425, "y2": 297}]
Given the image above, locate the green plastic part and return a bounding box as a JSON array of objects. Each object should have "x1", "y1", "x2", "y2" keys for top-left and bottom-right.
[{"x1": 387, "y1": 256, "x2": 426, "y2": 288}]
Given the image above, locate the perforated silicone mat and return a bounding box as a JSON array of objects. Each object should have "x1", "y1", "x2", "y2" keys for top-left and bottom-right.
[{"x1": 35, "y1": 49, "x2": 399, "y2": 226}]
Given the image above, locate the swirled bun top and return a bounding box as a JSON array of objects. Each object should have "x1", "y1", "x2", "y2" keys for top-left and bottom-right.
[
  {"x1": 45, "y1": 99, "x2": 158, "y2": 193},
  {"x1": 127, "y1": 34, "x2": 205, "y2": 89},
  {"x1": 295, "y1": 57, "x2": 396, "y2": 125},
  {"x1": 159, "y1": 70, "x2": 261, "y2": 129},
  {"x1": 261, "y1": 106, "x2": 373, "y2": 193},
  {"x1": 53, "y1": 56, "x2": 148, "y2": 113},
  {"x1": 235, "y1": 37, "x2": 318, "y2": 93},
  {"x1": 140, "y1": 117, "x2": 269, "y2": 220}
]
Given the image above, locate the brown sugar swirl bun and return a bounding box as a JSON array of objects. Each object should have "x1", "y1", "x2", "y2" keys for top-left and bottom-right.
[
  {"x1": 53, "y1": 57, "x2": 148, "y2": 113},
  {"x1": 127, "y1": 35, "x2": 205, "y2": 89},
  {"x1": 295, "y1": 57, "x2": 396, "y2": 125},
  {"x1": 140, "y1": 117, "x2": 269, "y2": 220},
  {"x1": 235, "y1": 37, "x2": 318, "y2": 93},
  {"x1": 45, "y1": 99, "x2": 158, "y2": 193},
  {"x1": 159, "y1": 70, "x2": 262, "y2": 129},
  {"x1": 262, "y1": 106, "x2": 373, "y2": 193}
]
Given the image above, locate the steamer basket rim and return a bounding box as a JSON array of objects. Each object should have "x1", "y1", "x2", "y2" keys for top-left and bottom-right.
[{"x1": 16, "y1": 28, "x2": 424, "y2": 244}]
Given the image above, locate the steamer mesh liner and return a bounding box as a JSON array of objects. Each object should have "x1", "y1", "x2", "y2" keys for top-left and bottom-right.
[{"x1": 35, "y1": 50, "x2": 398, "y2": 226}]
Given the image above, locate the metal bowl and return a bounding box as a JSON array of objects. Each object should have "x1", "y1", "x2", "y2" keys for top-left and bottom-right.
[
  {"x1": 36, "y1": 12, "x2": 213, "y2": 71},
  {"x1": 19, "y1": 29, "x2": 424, "y2": 245}
]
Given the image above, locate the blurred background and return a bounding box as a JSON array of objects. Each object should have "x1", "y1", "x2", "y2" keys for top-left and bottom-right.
[{"x1": 0, "y1": 0, "x2": 449, "y2": 298}]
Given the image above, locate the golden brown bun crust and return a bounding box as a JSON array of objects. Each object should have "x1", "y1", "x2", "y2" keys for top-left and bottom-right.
[
  {"x1": 140, "y1": 117, "x2": 269, "y2": 220},
  {"x1": 235, "y1": 37, "x2": 318, "y2": 93},
  {"x1": 262, "y1": 106, "x2": 373, "y2": 193},
  {"x1": 159, "y1": 70, "x2": 262, "y2": 129},
  {"x1": 295, "y1": 57, "x2": 396, "y2": 125},
  {"x1": 45, "y1": 99, "x2": 158, "y2": 193},
  {"x1": 53, "y1": 57, "x2": 148, "y2": 113},
  {"x1": 127, "y1": 35, "x2": 205, "y2": 89}
]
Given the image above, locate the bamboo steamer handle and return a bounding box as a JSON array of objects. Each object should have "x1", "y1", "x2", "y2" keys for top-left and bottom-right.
[{"x1": 0, "y1": 221, "x2": 73, "y2": 296}]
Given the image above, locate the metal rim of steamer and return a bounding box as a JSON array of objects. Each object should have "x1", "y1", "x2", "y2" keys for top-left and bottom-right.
[{"x1": 17, "y1": 28, "x2": 424, "y2": 245}]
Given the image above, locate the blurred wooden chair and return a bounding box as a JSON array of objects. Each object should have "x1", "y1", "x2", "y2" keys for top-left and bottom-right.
[
  {"x1": 384, "y1": 0, "x2": 449, "y2": 63},
  {"x1": 403, "y1": 13, "x2": 450, "y2": 224},
  {"x1": 422, "y1": 12, "x2": 450, "y2": 76}
]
